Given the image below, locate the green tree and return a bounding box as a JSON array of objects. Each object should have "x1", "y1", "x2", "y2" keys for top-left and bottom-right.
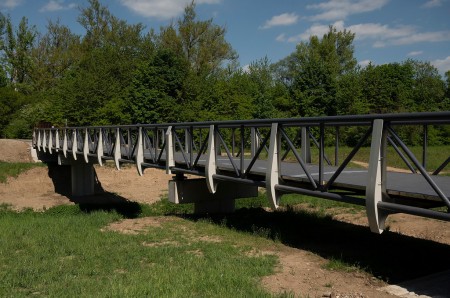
[
  {"x1": 31, "y1": 19, "x2": 80, "y2": 91},
  {"x1": 404, "y1": 59, "x2": 445, "y2": 111},
  {"x1": 277, "y1": 26, "x2": 357, "y2": 117},
  {"x1": 0, "y1": 86, "x2": 29, "y2": 137},
  {"x1": 0, "y1": 14, "x2": 37, "y2": 89},
  {"x1": 361, "y1": 62, "x2": 414, "y2": 113},
  {"x1": 125, "y1": 49, "x2": 188, "y2": 124},
  {"x1": 48, "y1": 0, "x2": 152, "y2": 126},
  {"x1": 177, "y1": 2, "x2": 237, "y2": 76}
]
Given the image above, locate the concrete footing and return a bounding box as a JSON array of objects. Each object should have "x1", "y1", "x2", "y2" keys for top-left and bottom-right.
[{"x1": 169, "y1": 177, "x2": 258, "y2": 214}]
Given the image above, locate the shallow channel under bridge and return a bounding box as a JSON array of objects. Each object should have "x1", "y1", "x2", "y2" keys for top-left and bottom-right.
[{"x1": 33, "y1": 112, "x2": 450, "y2": 234}]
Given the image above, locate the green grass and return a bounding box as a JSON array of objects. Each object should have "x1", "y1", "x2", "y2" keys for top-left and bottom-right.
[
  {"x1": 322, "y1": 257, "x2": 364, "y2": 273},
  {"x1": 0, "y1": 161, "x2": 46, "y2": 183},
  {"x1": 236, "y1": 191, "x2": 364, "y2": 216},
  {"x1": 0, "y1": 203, "x2": 279, "y2": 297},
  {"x1": 281, "y1": 145, "x2": 449, "y2": 173}
]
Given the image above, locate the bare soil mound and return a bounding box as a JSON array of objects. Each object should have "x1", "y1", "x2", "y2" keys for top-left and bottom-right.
[{"x1": 0, "y1": 139, "x2": 33, "y2": 162}]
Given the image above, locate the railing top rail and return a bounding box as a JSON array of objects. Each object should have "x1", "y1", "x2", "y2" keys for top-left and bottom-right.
[{"x1": 34, "y1": 111, "x2": 450, "y2": 130}]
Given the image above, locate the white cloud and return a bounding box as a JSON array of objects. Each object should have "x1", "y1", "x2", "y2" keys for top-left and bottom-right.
[
  {"x1": 346, "y1": 23, "x2": 415, "y2": 40},
  {"x1": 276, "y1": 33, "x2": 287, "y2": 42},
  {"x1": 285, "y1": 20, "x2": 344, "y2": 43},
  {"x1": 282, "y1": 20, "x2": 450, "y2": 51},
  {"x1": 119, "y1": 0, "x2": 221, "y2": 19},
  {"x1": 39, "y1": 0, "x2": 76, "y2": 12},
  {"x1": 423, "y1": 0, "x2": 443, "y2": 8},
  {"x1": 261, "y1": 13, "x2": 299, "y2": 29},
  {"x1": 359, "y1": 59, "x2": 372, "y2": 67},
  {"x1": 242, "y1": 64, "x2": 250, "y2": 73},
  {"x1": 0, "y1": 0, "x2": 23, "y2": 9},
  {"x1": 407, "y1": 51, "x2": 423, "y2": 57},
  {"x1": 307, "y1": 0, "x2": 389, "y2": 21},
  {"x1": 431, "y1": 56, "x2": 450, "y2": 74},
  {"x1": 392, "y1": 30, "x2": 450, "y2": 46}
]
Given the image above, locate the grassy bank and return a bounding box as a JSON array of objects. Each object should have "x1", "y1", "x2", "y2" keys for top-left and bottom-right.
[{"x1": 0, "y1": 203, "x2": 280, "y2": 297}]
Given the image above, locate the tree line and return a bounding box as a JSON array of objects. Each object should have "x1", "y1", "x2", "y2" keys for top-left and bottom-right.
[{"x1": 0, "y1": 0, "x2": 449, "y2": 145}]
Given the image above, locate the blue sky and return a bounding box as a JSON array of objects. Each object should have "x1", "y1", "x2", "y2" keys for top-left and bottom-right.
[{"x1": 2, "y1": 0, "x2": 450, "y2": 75}]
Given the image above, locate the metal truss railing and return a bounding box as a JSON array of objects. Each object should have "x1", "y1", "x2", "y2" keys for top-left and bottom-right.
[{"x1": 33, "y1": 112, "x2": 450, "y2": 233}]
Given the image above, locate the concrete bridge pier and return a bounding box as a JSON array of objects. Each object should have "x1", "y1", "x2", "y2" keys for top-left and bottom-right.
[
  {"x1": 58, "y1": 154, "x2": 95, "y2": 197},
  {"x1": 169, "y1": 176, "x2": 259, "y2": 214},
  {"x1": 70, "y1": 161, "x2": 95, "y2": 197}
]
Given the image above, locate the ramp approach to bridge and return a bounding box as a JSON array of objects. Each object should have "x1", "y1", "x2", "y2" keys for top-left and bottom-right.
[{"x1": 33, "y1": 112, "x2": 450, "y2": 234}]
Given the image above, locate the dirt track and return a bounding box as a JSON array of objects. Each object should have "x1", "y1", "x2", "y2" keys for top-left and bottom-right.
[{"x1": 1, "y1": 139, "x2": 449, "y2": 297}]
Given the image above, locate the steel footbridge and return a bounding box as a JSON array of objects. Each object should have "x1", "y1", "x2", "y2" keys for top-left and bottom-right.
[{"x1": 33, "y1": 112, "x2": 450, "y2": 234}]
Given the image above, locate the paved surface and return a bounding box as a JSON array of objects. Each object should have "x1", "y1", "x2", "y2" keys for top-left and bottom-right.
[{"x1": 209, "y1": 157, "x2": 450, "y2": 202}]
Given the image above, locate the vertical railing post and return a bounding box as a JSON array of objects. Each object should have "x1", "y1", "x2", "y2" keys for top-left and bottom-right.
[
  {"x1": 206, "y1": 125, "x2": 217, "y2": 193},
  {"x1": 48, "y1": 129, "x2": 53, "y2": 154},
  {"x1": 232, "y1": 128, "x2": 236, "y2": 156},
  {"x1": 165, "y1": 126, "x2": 174, "y2": 174},
  {"x1": 335, "y1": 126, "x2": 339, "y2": 166},
  {"x1": 72, "y1": 129, "x2": 77, "y2": 160},
  {"x1": 83, "y1": 128, "x2": 89, "y2": 163},
  {"x1": 136, "y1": 127, "x2": 144, "y2": 176},
  {"x1": 423, "y1": 124, "x2": 428, "y2": 169},
  {"x1": 97, "y1": 128, "x2": 103, "y2": 166},
  {"x1": 319, "y1": 123, "x2": 325, "y2": 188},
  {"x1": 114, "y1": 128, "x2": 121, "y2": 170},
  {"x1": 63, "y1": 129, "x2": 68, "y2": 158},
  {"x1": 366, "y1": 119, "x2": 388, "y2": 234},
  {"x1": 240, "y1": 125, "x2": 245, "y2": 176},
  {"x1": 189, "y1": 126, "x2": 194, "y2": 166},
  {"x1": 301, "y1": 127, "x2": 311, "y2": 163},
  {"x1": 250, "y1": 127, "x2": 260, "y2": 158},
  {"x1": 267, "y1": 123, "x2": 281, "y2": 209},
  {"x1": 43, "y1": 130, "x2": 47, "y2": 153},
  {"x1": 184, "y1": 128, "x2": 189, "y2": 154},
  {"x1": 55, "y1": 130, "x2": 60, "y2": 152}
]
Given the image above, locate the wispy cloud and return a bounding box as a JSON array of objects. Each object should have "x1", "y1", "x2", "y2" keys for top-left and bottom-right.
[
  {"x1": 431, "y1": 56, "x2": 450, "y2": 74},
  {"x1": 285, "y1": 20, "x2": 344, "y2": 43},
  {"x1": 423, "y1": 0, "x2": 443, "y2": 8},
  {"x1": 407, "y1": 51, "x2": 423, "y2": 57},
  {"x1": 39, "y1": 0, "x2": 77, "y2": 13},
  {"x1": 260, "y1": 13, "x2": 299, "y2": 29},
  {"x1": 119, "y1": 0, "x2": 221, "y2": 19},
  {"x1": 279, "y1": 20, "x2": 450, "y2": 50},
  {"x1": 276, "y1": 33, "x2": 287, "y2": 42},
  {"x1": 0, "y1": 0, "x2": 23, "y2": 9},
  {"x1": 307, "y1": 0, "x2": 389, "y2": 21}
]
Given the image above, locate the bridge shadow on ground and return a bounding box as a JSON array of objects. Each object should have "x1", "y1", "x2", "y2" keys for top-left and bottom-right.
[
  {"x1": 45, "y1": 162, "x2": 142, "y2": 218},
  {"x1": 183, "y1": 207, "x2": 450, "y2": 285}
]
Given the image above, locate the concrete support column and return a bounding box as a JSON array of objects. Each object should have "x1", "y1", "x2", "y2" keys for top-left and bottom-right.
[
  {"x1": 169, "y1": 178, "x2": 258, "y2": 214},
  {"x1": 71, "y1": 161, "x2": 95, "y2": 197}
]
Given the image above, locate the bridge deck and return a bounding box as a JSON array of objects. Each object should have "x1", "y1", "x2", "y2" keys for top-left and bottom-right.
[{"x1": 169, "y1": 155, "x2": 450, "y2": 204}]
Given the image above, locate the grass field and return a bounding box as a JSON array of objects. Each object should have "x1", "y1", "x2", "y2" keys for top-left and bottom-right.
[{"x1": 0, "y1": 202, "x2": 281, "y2": 297}]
